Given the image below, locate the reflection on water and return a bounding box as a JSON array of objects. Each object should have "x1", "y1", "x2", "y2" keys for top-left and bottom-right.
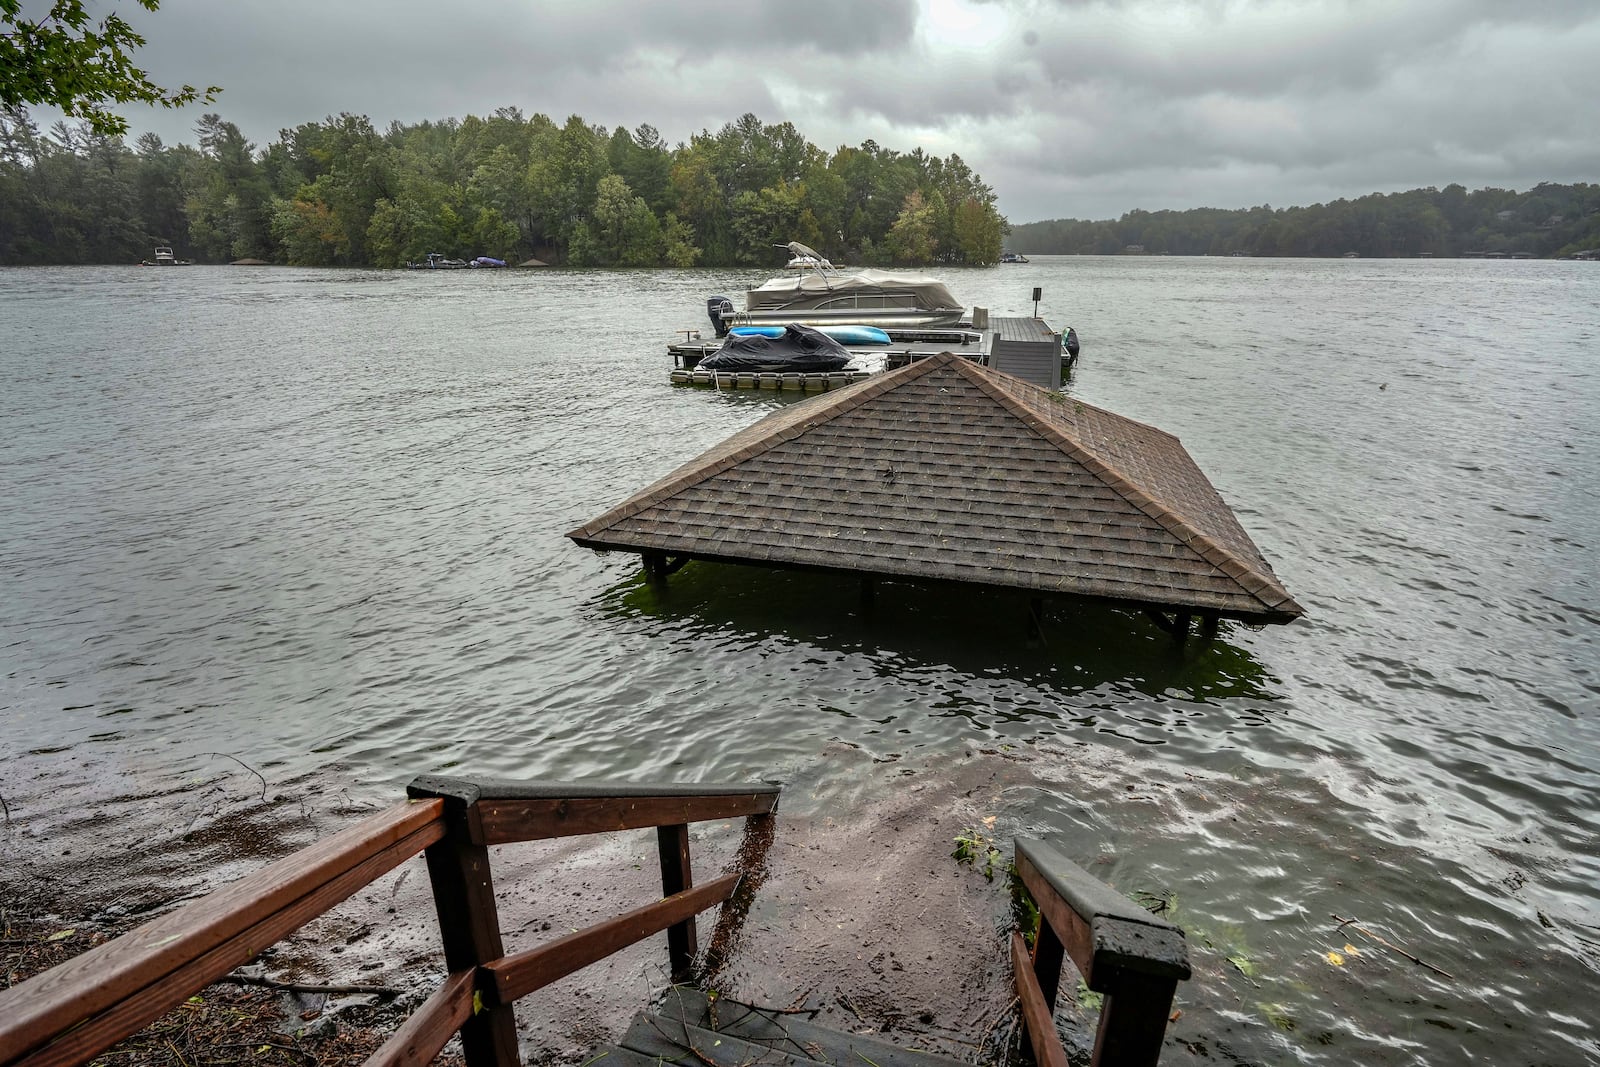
[{"x1": 601, "y1": 561, "x2": 1282, "y2": 710}]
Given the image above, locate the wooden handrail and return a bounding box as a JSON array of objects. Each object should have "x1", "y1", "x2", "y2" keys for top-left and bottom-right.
[
  {"x1": 1011, "y1": 837, "x2": 1190, "y2": 1067},
  {"x1": 0, "y1": 778, "x2": 780, "y2": 1067},
  {"x1": 489, "y1": 873, "x2": 742, "y2": 1002},
  {"x1": 363, "y1": 970, "x2": 477, "y2": 1067},
  {"x1": 0, "y1": 799, "x2": 445, "y2": 1067},
  {"x1": 406, "y1": 776, "x2": 781, "y2": 845}
]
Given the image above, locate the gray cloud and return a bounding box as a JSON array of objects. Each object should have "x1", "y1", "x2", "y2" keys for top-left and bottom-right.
[{"x1": 80, "y1": 0, "x2": 1598, "y2": 221}]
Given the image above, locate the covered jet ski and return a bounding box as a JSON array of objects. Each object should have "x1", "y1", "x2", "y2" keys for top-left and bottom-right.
[{"x1": 698, "y1": 323, "x2": 852, "y2": 373}]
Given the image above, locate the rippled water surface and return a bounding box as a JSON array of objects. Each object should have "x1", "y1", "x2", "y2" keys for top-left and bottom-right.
[{"x1": 2, "y1": 258, "x2": 1597, "y2": 1063}]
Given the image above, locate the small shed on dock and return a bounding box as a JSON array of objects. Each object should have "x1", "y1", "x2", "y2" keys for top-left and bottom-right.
[{"x1": 569, "y1": 354, "x2": 1301, "y2": 624}]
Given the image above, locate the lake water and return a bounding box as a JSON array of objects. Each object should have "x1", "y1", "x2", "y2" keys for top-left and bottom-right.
[{"x1": 1, "y1": 257, "x2": 1596, "y2": 1064}]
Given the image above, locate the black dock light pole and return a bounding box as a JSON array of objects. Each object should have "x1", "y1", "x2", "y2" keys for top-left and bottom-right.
[{"x1": 1032, "y1": 287, "x2": 1042, "y2": 318}]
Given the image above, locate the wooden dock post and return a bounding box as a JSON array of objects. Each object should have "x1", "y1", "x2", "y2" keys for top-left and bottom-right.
[{"x1": 1027, "y1": 597, "x2": 1046, "y2": 646}]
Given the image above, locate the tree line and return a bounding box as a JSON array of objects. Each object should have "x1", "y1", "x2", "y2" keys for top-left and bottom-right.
[
  {"x1": 0, "y1": 106, "x2": 1008, "y2": 268},
  {"x1": 1008, "y1": 183, "x2": 1600, "y2": 260}
]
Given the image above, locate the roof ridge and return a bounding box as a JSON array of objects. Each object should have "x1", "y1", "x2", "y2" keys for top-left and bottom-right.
[
  {"x1": 953, "y1": 360, "x2": 1302, "y2": 616},
  {"x1": 568, "y1": 357, "x2": 948, "y2": 540}
]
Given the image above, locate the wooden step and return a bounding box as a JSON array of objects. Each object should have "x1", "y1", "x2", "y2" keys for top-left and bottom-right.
[
  {"x1": 657, "y1": 988, "x2": 967, "y2": 1067},
  {"x1": 617, "y1": 1010, "x2": 824, "y2": 1067},
  {"x1": 579, "y1": 1044, "x2": 682, "y2": 1067}
]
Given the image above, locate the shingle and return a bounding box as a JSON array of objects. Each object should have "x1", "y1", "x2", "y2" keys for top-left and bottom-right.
[{"x1": 570, "y1": 354, "x2": 1302, "y2": 622}]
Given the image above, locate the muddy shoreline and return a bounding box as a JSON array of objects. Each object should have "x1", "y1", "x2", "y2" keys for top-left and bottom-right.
[{"x1": 1, "y1": 745, "x2": 1125, "y2": 1065}]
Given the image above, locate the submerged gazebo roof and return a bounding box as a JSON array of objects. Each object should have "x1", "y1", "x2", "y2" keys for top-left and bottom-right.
[{"x1": 570, "y1": 354, "x2": 1302, "y2": 623}]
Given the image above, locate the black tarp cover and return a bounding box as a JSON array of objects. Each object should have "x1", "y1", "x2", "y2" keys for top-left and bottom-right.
[{"x1": 698, "y1": 323, "x2": 852, "y2": 372}]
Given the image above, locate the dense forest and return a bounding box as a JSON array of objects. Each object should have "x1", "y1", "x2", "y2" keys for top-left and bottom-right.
[
  {"x1": 0, "y1": 106, "x2": 1008, "y2": 268},
  {"x1": 1009, "y1": 183, "x2": 1600, "y2": 260}
]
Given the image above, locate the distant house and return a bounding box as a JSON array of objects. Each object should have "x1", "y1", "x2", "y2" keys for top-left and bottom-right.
[
  {"x1": 1496, "y1": 210, "x2": 1516, "y2": 221},
  {"x1": 1124, "y1": 244, "x2": 1145, "y2": 254}
]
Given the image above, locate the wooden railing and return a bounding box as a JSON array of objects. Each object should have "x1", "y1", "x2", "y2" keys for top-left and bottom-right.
[
  {"x1": 1010, "y1": 837, "x2": 1191, "y2": 1067},
  {"x1": 0, "y1": 775, "x2": 781, "y2": 1067}
]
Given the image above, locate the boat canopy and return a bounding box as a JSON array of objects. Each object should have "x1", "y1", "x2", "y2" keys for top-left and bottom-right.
[{"x1": 746, "y1": 268, "x2": 962, "y2": 312}]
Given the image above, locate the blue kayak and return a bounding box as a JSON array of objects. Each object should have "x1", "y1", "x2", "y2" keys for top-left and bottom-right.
[{"x1": 729, "y1": 323, "x2": 892, "y2": 345}]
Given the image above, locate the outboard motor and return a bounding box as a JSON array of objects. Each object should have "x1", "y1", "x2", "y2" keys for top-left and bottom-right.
[
  {"x1": 1063, "y1": 326, "x2": 1080, "y2": 358},
  {"x1": 706, "y1": 296, "x2": 735, "y2": 338}
]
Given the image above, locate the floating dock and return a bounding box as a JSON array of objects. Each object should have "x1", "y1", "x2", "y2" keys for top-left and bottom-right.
[{"x1": 667, "y1": 368, "x2": 874, "y2": 391}]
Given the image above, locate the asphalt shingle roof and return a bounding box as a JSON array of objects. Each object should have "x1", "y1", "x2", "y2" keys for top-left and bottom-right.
[{"x1": 570, "y1": 354, "x2": 1302, "y2": 622}]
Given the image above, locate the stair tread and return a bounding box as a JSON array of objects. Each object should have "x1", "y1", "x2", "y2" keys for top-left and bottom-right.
[
  {"x1": 657, "y1": 988, "x2": 968, "y2": 1067},
  {"x1": 619, "y1": 1010, "x2": 826, "y2": 1067},
  {"x1": 580, "y1": 1045, "x2": 679, "y2": 1067}
]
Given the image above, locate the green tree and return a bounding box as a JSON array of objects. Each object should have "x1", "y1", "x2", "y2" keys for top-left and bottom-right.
[
  {"x1": 468, "y1": 143, "x2": 532, "y2": 250},
  {"x1": 582, "y1": 173, "x2": 661, "y2": 266},
  {"x1": 608, "y1": 123, "x2": 672, "y2": 215},
  {"x1": 527, "y1": 114, "x2": 608, "y2": 255},
  {"x1": 186, "y1": 114, "x2": 273, "y2": 261},
  {"x1": 659, "y1": 212, "x2": 700, "y2": 267},
  {"x1": 951, "y1": 195, "x2": 1002, "y2": 264},
  {"x1": 365, "y1": 197, "x2": 409, "y2": 267},
  {"x1": 886, "y1": 189, "x2": 937, "y2": 264},
  {"x1": 1, "y1": 0, "x2": 219, "y2": 137}
]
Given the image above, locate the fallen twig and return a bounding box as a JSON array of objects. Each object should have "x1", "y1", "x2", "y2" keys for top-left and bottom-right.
[
  {"x1": 976, "y1": 995, "x2": 1019, "y2": 1057},
  {"x1": 0, "y1": 792, "x2": 11, "y2": 825},
  {"x1": 211, "y1": 972, "x2": 400, "y2": 998},
  {"x1": 645, "y1": 1011, "x2": 755, "y2": 1067},
  {"x1": 836, "y1": 991, "x2": 868, "y2": 1025},
  {"x1": 201, "y1": 752, "x2": 268, "y2": 802},
  {"x1": 212, "y1": 1038, "x2": 323, "y2": 1066},
  {"x1": 755, "y1": 1003, "x2": 821, "y2": 1017},
  {"x1": 1332, "y1": 914, "x2": 1455, "y2": 980},
  {"x1": 785, "y1": 983, "x2": 818, "y2": 1013}
]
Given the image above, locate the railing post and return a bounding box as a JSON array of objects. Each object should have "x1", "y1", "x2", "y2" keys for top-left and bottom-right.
[
  {"x1": 1092, "y1": 971, "x2": 1183, "y2": 1067},
  {"x1": 1013, "y1": 838, "x2": 1189, "y2": 1067},
  {"x1": 409, "y1": 778, "x2": 521, "y2": 1067},
  {"x1": 1031, "y1": 916, "x2": 1065, "y2": 1012},
  {"x1": 657, "y1": 823, "x2": 695, "y2": 979}
]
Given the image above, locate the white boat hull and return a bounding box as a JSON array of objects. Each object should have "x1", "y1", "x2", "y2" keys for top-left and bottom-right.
[{"x1": 726, "y1": 306, "x2": 966, "y2": 331}]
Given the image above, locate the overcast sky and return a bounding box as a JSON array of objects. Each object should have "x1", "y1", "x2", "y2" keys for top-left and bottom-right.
[{"x1": 86, "y1": 0, "x2": 1600, "y2": 222}]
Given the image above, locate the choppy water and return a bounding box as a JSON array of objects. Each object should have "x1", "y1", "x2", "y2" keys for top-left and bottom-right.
[{"x1": 1, "y1": 258, "x2": 1597, "y2": 1064}]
